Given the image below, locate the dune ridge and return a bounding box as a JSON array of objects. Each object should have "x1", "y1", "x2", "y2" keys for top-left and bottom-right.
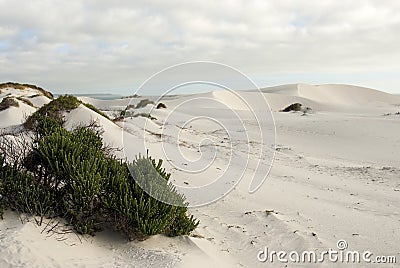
[{"x1": 1, "y1": 83, "x2": 399, "y2": 267}]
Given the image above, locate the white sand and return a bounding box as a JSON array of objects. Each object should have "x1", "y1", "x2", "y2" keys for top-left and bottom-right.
[{"x1": 1, "y1": 84, "x2": 399, "y2": 267}]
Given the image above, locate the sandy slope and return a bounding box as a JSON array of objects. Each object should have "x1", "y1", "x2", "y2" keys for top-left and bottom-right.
[
  {"x1": 1, "y1": 84, "x2": 400, "y2": 267},
  {"x1": 0, "y1": 87, "x2": 51, "y2": 129}
]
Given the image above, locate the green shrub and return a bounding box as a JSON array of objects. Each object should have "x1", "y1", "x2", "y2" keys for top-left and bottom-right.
[
  {"x1": 24, "y1": 95, "x2": 80, "y2": 129},
  {"x1": 0, "y1": 158, "x2": 59, "y2": 223},
  {"x1": 28, "y1": 126, "x2": 107, "y2": 234},
  {"x1": 102, "y1": 156, "x2": 198, "y2": 239},
  {"x1": 1, "y1": 109, "x2": 198, "y2": 239},
  {"x1": 35, "y1": 114, "x2": 65, "y2": 136},
  {"x1": 0, "y1": 154, "x2": 4, "y2": 219},
  {"x1": 166, "y1": 209, "x2": 199, "y2": 237},
  {"x1": 25, "y1": 95, "x2": 112, "y2": 129}
]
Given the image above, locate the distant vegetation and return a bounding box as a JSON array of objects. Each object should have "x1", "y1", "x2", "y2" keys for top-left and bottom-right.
[
  {"x1": 156, "y1": 103, "x2": 167, "y2": 109},
  {"x1": 82, "y1": 102, "x2": 111, "y2": 120},
  {"x1": 0, "y1": 96, "x2": 198, "y2": 239},
  {"x1": 281, "y1": 103, "x2": 302, "y2": 112},
  {"x1": 280, "y1": 103, "x2": 313, "y2": 115},
  {"x1": 121, "y1": 94, "x2": 141, "y2": 99},
  {"x1": 0, "y1": 82, "x2": 54, "y2": 100},
  {"x1": 114, "y1": 99, "x2": 159, "y2": 122},
  {"x1": 135, "y1": 99, "x2": 155, "y2": 109}
]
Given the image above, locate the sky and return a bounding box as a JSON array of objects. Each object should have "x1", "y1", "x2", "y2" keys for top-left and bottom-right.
[{"x1": 0, "y1": 0, "x2": 400, "y2": 94}]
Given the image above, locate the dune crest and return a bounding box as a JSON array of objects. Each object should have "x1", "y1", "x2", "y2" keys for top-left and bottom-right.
[{"x1": 1, "y1": 83, "x2": 399, "y2": 267}]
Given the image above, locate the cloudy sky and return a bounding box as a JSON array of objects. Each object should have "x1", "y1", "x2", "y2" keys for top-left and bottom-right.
[{"x1": 0, "y1": 0, "x2": 399, "y2": 94}]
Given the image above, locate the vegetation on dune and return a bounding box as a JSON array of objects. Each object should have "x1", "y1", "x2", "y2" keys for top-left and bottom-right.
[
  {"x1": 121, "y1": 94, "x2": 141, "y2": 99},
  {"x1": 83, "y1": 102, "x2": 111, "y2": 120},
  {"x1": 0, "y1": 82, "x2": 54, "y2": 100},
  {"x1": 126, "y1": 104, "x2": 136, "y2": 110},
  {"x1": 156, "y1": 103, "x2": 167, "y2": 109},
  {"x1": 25, "y1": 95, "x2": 111, "y2": 129},
  {"x1": 135, "y1": 99, "x2": 155, "y2": 109},
  {"x1": 0, "y1": 97, "x2": 19, "y2": 111},
  {"x1": 114, "y1": 109, "x2": 157, "y2": 121},
  {"x1": 24, "y1": 95, "x2": 80, "y2": 129},
  {"x1": 16, "y1": 97, "x2": 35, "y2": 107},
  {"x1": 281, "y1": 103, "x2": 302, "y2": 112},
  {"x1": 280, "y1": 103, "x2": 313, "y2": 115},
  {"x1": 383, "y1": 111, "x2": 400, "y2": 116},
  {"x1": 0, "y1": 96, "x2": 198, "y2": 239},
  {"x1": 132, "y1": 113, "x2": 157, "y2": 120}
]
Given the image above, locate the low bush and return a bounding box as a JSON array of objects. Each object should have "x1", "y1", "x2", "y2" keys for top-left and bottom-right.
[
  {"x1": 0, "y1": 105, "x2": 198, "y2": 239},
  {"x1": 27, "y1": 126, "x2": 106, "y2": 234},
  {"x1": 102, "y1": 156, "x2": 198, "y2": 239},
  {"x1": 156, "y1": 103, "x2": 167, "y2": 109},
  {"x1": 281, "y1": 103, "x2": 302, "y2": 112},
  {"x1": 0, "y1": 165, "x2": 59, "y2": 223},
  {"x1": 24, "y1": 95, "x2": 80, "y2": 129},
  {"x1": 25, "y1": 95, "x2": 111, "y2": 129}
]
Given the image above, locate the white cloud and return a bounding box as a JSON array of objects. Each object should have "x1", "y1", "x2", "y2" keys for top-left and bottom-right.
[{"x1": 0, "y1": 0, "x2": 399, "y2": 93}]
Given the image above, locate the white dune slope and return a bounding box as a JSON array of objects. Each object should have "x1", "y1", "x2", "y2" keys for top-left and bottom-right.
[{"x1": 1, "y1": 84, "x2": 400, "y2": 267}]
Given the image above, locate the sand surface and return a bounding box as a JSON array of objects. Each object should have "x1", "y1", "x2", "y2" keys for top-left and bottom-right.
[{"x1": 1, "y1": 84, "x2": 399, "y2": 267}]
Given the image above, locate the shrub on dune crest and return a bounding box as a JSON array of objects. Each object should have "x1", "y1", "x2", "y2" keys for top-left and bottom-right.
[
  {"x1": 0, "y1": 82, "x2": 54, "y2": 100},
  {"x1": 0, "y1": 102, "x2": 199, "y2": 239},
  {"x1": 24, "y1": 95, "x2": 80, "y2": 129},
  {"x1": 25, "y1": 95, "x2": 112, "y2": 129},
  {"x1": 83, "y1": 102, "x2": 111, "y2": 120}
]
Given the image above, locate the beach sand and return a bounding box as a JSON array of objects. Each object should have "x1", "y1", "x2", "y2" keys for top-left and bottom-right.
[{"x1": 1, "y1": 83, "x2": 399, "y2": 267}]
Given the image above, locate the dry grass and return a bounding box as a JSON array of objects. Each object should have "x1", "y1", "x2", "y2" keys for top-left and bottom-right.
[
  {"x1": 0, "y1": 82, "x2": 54, "y2": 100},
  {"x1": 0, "y1": 97, "x2": 19, "y2": 111},
  {"x1": 16, "y1": 97, "x2": 35, "y2": 108},
  {"x1": 135, "y1": 99, "x2": 155, "y2": 109}
]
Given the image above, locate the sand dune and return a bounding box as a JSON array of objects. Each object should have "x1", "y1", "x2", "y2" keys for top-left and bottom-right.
[
  {"x1": 260, "y1": 83, "x2": 400, "y2": 113},
  {"x1": 0, "y1": 86, "x2": 52, "y2": 129},
  {"x1": 1, "y1": 83, "x2": 399, "y2": 267}
]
